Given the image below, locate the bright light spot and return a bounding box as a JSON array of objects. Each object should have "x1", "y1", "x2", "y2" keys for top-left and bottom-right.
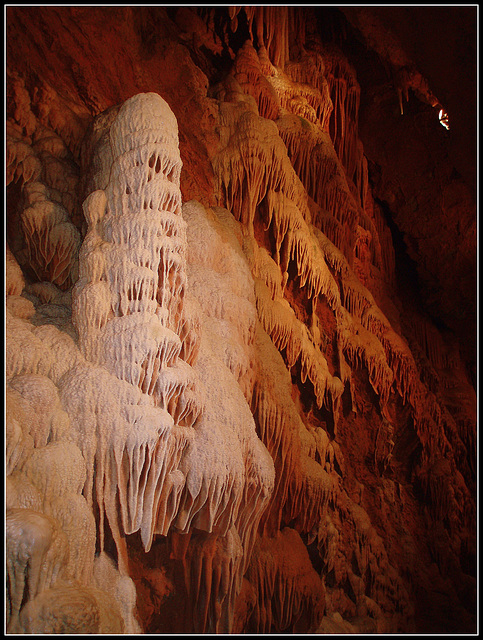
[{"x1": 439, "y1": 109, "x2": 450, "y2": 130}]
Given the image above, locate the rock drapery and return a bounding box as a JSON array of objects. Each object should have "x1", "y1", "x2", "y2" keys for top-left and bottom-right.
[{"x1": 5, "y1": 6, "x2": 477, "y2": 635}]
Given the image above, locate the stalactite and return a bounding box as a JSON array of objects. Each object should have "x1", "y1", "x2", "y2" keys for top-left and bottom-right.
[
  {"x1": 284, "y1": 52, "x2": 333, "y2": 131},
  {"x1": 173, "y1": 373, "x2": 244, "y2": 536},
  {"x1": 264, "y1": 189, "x2": 303, "y2": 269},
  {"x1": 251, "y1": 325, "x2": 304, "y2": 532},
  {"x1": 340, "y1": 272, "x2": 373, "y2": 320},
  {"x1": 167, "y1": 199, "x2": 275, "y2": 632},
  {"x1": 244, "y1": 237, "x2": 285, "y2": 301},
  {"x1": 286, "y1": 453, "x2": 336, "y2": 535},
  {"x1": 245, "y1": 528, "x2": 325, "y2": 633},
  {"x1": 313, "y1": 224, "x2": 351, "y2": 278},
  {"x1": 268, "y1": 73, "x2": 332, "y2": 130},
  {"x1": 299, "y1": 324, "x2": 344, "y2": 421},
  {"x1": 337, "y1": 307, "x2": 394, "y2": 410},
  {"x1": 322, "y1": 44, "x2": 363, "y2": 193},
  {"x1": 231, "y1": 40, "x2": 280, "y2": 121},
  {"x1": 358, "y1": 192, "x2": 387, "y2": 276},
  {"x1": 276, "y1": 111, "x2": 360, "y2": 255},
  {"x1": 215, "y1": 102, "x2": 348, "y2": 454},
  {"x1": 213, "y1": 109, "x2": 310, "y2": 234},
  {"x1": 376, "y1": 324, "x2": 469, "y2": 478},
  {"x1": 416, "y1": 448, "x2": 474, "y2": 556},
  {"x1": 243, "y1": 6, "x2": 291, "y2": 70},
  {"x1": 369, "y1": 196, "x2": 397, "y2": 287},
  {"x1": 249, "y1": 317, "x2": 339, "y2": 540},
  {"x1": 317, "y1": 492, "x2": 413, "y2": 632},
  {"x1": 409, "y1": 314, "x2": 446, "y2": 371},
  {"x1": 254, "y1": 278, "x2": 302, "y2": 367},
  {"x1": 380, "y1": 326, "x2": 421, "y2": 409},
  {"x1": 276, "y1": 114, "x2": 334, "y2": 203},
  {"x1": 7, "y1": 73, "x2": 37, "y2": 137},
  {"x1": 260, "y1": 188, "x2": 342, "y2": 312},
  {"x1": 361, "y1": 303, "x2": 392, "y2": 339},
  {"x1": 171, "y1": 528, "x2": 244, "y2": 634}
]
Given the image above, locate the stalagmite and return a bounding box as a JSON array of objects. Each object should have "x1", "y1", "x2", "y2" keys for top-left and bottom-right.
[
  {"x1": 93, "y1": 552, "x2": 142, "y2": 634},
  {"x1": 6, "y1": 310, "x2": 54, "y2": 379},
  {"x1": 6, "y1": 474, "x2": 43, "y2": 513},
  {"x1": 18, "y1": 585, "x2": 125, "y2": 634},
  {"x1": 6, "y1": 244, "x2": 26, "y2": 296},
  {"x1": 7, "y1": 123, "x2": 82, "y2": 291},
  {"x1": 30, "y1": 323, "x2": 85, "y2": 385},
  {"x1": 5, "y1": 396, "x2": 34, "y2": 477},
  {"x1": 70, "y1": 93, "x2": 205, "y2": 560},
  {"x1": 6, "y1": 508, "x2": 69, "y2": 633},
  {"x1": 7, "y1": 375, "x2": 66, "y2": 448},
  {"x1": 6, "y1": 135, "x2": 42, "y2": 187}
]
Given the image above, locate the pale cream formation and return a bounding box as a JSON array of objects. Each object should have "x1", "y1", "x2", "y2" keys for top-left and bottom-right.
[
  {"x1": 70, "y1": 93, "x2": 201, "y2": 563},
  {"x1": 172, "y1": 200, "x2": 275, "y2": 632},
  {"x1": 5, "y1": 92, "x2": 201, "y2": 633}
]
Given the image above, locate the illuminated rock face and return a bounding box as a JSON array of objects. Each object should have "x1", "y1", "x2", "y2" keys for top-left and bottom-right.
[
  {"x1": 5, "y1": 6, "x2": 476, "y2": 636},
  {"x1": 69, "y1": 92, "x2": 201, "y2": 562}
]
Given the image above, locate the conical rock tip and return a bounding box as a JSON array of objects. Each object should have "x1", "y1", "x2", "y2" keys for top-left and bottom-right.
[{"x1": 110, "y1": 92, "x2": 180, "y2": 157}]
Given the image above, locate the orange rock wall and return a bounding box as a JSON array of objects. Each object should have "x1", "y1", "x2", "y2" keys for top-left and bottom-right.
[{"x1": 5, "y1": 6, "x2": 476, "y2": 634}]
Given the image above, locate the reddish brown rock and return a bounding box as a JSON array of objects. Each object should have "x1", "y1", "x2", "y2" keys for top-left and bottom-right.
[{"x1": 5, "y1": 6, "x2": 476, "y2": 635}]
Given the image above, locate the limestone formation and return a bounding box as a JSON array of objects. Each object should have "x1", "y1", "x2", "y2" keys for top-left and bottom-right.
[{"x1": 5, "y1": 6, "x2": 476, "y2": 636}]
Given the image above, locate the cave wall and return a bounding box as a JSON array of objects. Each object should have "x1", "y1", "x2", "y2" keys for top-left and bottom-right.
[{"x1": 5, "y1": 6, "x2": 477, "y2": 634}]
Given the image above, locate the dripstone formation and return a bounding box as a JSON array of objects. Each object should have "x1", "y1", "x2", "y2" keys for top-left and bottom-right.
[{"x1": 5, "y1": 6, "x2": 477, "y2": 635}]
